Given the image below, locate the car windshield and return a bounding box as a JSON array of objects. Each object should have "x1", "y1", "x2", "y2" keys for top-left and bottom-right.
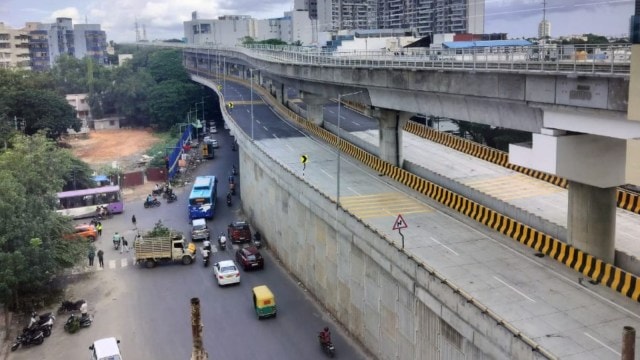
[
  {"x1": 193, "y1": 224, "x2": 206, "y2": 230},
  {"x1": 221, "y1": 266, "x2": 237, "y2": 273},
  {"x1": 246, "y1": 255, "x2": 256, "y2": 260}
]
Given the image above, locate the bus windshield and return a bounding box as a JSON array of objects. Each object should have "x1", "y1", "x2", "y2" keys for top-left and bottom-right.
[
  {"x1": 189, "y1": 176, "x2": 217, "y2": 220},
  {"x1": 56, "y1": 185, "x2": 124, "y2": 219}
]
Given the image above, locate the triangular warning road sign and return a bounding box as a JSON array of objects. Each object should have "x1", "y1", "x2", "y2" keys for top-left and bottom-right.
[{"x1": 393, "y1": 214, "x2": 408, "y2": 230}]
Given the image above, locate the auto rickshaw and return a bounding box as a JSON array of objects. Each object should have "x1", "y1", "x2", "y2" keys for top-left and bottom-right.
[{"x1": 252, "y1": 285, "x2": 276, "y2": 319}]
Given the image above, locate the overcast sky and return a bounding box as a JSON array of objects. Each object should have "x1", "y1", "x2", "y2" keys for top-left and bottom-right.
[{"x1": 0, "y1": 0, "x2": 634, "y2": 42}]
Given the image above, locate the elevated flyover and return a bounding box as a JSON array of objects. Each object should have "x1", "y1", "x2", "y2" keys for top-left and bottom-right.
[
  {"x1": 190, "y1": 71, "x2": 640, "y2": 360},
  {"x1": 181, "y1": 43, "x2": 640, "y2": 270}
]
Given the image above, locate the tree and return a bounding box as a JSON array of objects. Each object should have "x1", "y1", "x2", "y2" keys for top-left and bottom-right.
[
  {"x1": 147, "y1": 79, "x2": 199, "y2": 129},
  {"x1": 2, "y1": 89, "x2": 80, "y2": 139},
  {"x1": 0, "y1": 134, "x2": 87, "y2": 309},
  {"x1": 147, "y1": 49, "x2": 190, "y2": 84},
  {"x1": 241, "y1": 36, "x2": 255, "y2": 45}
]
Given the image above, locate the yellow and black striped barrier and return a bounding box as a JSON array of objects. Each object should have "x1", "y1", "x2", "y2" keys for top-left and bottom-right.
[
  {"x1": 202, "y1": 71, "x2": 640, "y2": 302},
  {"x1": 404, "y1": 121, "x2": 640, "y2": 214},
  {"x1": 282, "y1": 103, "x2": 640, "y2": 302}
]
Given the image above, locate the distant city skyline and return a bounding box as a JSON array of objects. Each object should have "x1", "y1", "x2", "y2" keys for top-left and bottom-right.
[{"x1": 0, "y1": 0, "x2": 634, "y2": 42}]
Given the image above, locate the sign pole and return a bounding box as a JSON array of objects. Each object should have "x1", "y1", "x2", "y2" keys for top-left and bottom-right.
[{"x1": 398, "y1": 228, "x2": 404, "y2": 249}]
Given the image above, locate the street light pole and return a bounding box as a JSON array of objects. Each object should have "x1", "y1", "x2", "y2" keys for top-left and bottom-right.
[
  {"x1": 250, "y1": 68, "x2": 254, "y2": 140},
  {"x1": 336, "y1": 90, "x2": 363, "y2": 209}
]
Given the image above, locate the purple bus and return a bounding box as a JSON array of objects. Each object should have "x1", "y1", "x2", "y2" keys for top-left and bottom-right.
[{"x1": 56, "y1": 185, "x2": 124, "y2": 219}]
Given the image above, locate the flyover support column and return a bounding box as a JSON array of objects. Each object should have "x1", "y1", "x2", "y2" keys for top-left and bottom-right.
[
  {"x1": 373, "y1": 108, "x2": 400, "y2": 166},
  {"x1": 274, "y1": 83, "x2": 287, "y2": 105},
  {"x1": 397, "y1": 112, "x2": 412, "y2": 167},
  {"x1": 568, "y1": 182, "x2": 616, "y2": 263},
  {"x1": 302, "y1": 92, "x2": 328, "y2": 126}
]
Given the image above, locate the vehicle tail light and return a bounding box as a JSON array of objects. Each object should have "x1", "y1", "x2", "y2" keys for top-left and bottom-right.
[
  {"x1": 235, "y1": 274, "x2": 240, "y2": 277},
  {"x1": 218, "y1": 275, "x2": 224, "y2": 279}
]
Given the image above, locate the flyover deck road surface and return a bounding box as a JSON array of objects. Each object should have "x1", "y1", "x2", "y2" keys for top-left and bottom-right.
[
  {"x1": 196, "y1": 76, "x2": 640, "y2": 359},
  {"x1": 340, "y1": 121, "x2": 640, "y2": 262}
]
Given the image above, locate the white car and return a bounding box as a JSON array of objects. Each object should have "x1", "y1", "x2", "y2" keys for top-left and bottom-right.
[
  {"x1": 209, "y1": 126, "x2": 218, "y2": 134},
  {"x1": 213, "y1": 260, "x2": 240, "y2": 286},
  {"x1": 203, "y1": 136, "x2": 219, "y2": 148},
  {"x1": 89, "y1": 337, "x2": 122, "y2": 360}
]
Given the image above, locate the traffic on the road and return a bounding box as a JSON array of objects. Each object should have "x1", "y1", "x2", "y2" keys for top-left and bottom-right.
[{"x1": 7, "y1": 97, "x2": 368, "y2": 360}]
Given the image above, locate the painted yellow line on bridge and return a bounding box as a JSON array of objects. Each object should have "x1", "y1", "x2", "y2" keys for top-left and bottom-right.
[
  {"x1": 464, "y1": 174, "x2": 563, "y2": 200},
  {"x1": 340, "y1": 192, "x2": 433, "y2": 219},
  {"x1": 229, "y1": 100, "x2": 264, "y2": 105}
]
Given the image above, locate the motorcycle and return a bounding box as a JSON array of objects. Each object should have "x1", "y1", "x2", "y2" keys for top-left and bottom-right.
[
  {"x1": 152, "y1": 184, "x2": 165, "y2": 196},
  {"x1": 202, "y1": 248, "x2": 211, "y2": 267},
  {"x1": 231, "y1": 142, "x2": 236, "y2": 151},
  {"x1": 226, "y1": 196, "x2": 232, "y2": 207},
  {"x1": 28, "y1": 312, "x2": 55, "y2": 337},
  {"x1": 58, "y1": 299, "x2": 86, "y2": 314},
  {"x1": 253, "y1": 232, "x2": 262, "y2": 249},
  {"x1": 229, "y1": 182, "x2": 236, "y2": 195},
  {"x1": 143, "y1": 198, "x2": 161, "y2": 208},
  {"x1": 64, "y1": 313, "x2": 92, "y2": 333},
  {"x1": 232, "y1": 166, "x2": 237, "y2": 176},
  {"x1": 218, "y1": 234, "x2": 227, "y2": 250},
  {"x1": 318, "y1": 337, "x2": 336, "y2": 358},
  {"x1": 11, "y1": 328, "x2": 44, "y2": 351},
  {"x1": 166, "y1": 192, "x2": 178, "y2": 203}
]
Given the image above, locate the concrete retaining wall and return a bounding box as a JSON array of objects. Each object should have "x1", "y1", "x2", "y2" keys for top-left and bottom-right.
[{"x1": 237, "y1": 129, "x2": 547, "y2": 360}]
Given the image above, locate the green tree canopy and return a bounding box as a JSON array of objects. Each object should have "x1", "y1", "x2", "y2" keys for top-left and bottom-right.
[{"x1": 0, "y1": 134, "x2": 87, "y2": 308}]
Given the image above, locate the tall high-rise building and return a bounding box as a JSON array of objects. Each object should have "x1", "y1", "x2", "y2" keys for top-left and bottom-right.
[
  {"x1": 630, "y1": 0, "x2": 640, "y2": 43},
  {"x1": 538, "y1": 19, "x2": 551, "y2": 39},
  {"x1": 26, "y1": 17, "x2": 108, "y2": 71},
  {"x1": 313, "y1": 0, "x2": 484, "y2": 37}
]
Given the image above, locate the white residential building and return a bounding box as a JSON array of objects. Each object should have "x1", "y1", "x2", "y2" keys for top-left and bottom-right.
[
  {"x1": 66, "y1": 93, "x2": 91, "y2": 134},
  {"x1": 0, "y1": 22, "x2": 30, "y2": 70}
]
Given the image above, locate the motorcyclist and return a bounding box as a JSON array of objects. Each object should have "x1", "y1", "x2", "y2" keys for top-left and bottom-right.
[
  {"x1": 113, "y1": 232, "x2": 121, "y2": 248},
  {"x1": 226, "y1": 192, "x2": 232, "y2": 203},
  {"x1": 201, "y1": 247, "x2": 211, "y2": 263},
  {"x1": 232, "y1": 165, "x2": 237, "y2": 175},
  {"x1": 254, "y1": 231, "x2": 261, "y2": 242},
  {"x1": 218, "y1": 233, "x2": 227, "y2": 247},
  {"x1": 319, "y1": 327, "x2": 331, "y2": 345},
  {"x1": 80, "y1": 301, "x2": 88, "y2": 319},
  {"x1": 154, "y1": 183, "x2": 161, "y2": 192},
  {"x1": 146, "y1": 194, "x2": 153, "y2": 205},
  {"x1": 203, "y1": 239, "x2": 212, "y2": 252},
  {"x1": 228, "y1": 174, "x2": 235, "y2": 184}
]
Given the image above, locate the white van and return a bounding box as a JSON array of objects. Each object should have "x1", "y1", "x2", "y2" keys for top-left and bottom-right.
[{"x1": 89, "y1": 337, "x2": 122, "y2": 360}]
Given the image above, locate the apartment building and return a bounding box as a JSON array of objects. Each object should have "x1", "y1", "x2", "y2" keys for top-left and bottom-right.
[
  {"x1": 26, "y1": 18, "x2": 108, "y2": 71},
  {"x1": 0, "y1": 22, "x2": 31, "y2": 70},
  {"x1": 312, "y1": 0, "x2": 484, "y2": 37}
]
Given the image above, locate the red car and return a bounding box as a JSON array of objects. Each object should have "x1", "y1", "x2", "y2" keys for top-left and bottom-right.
[{"x1": 235, "y1": 246, "x2": 264, "y2": 271}]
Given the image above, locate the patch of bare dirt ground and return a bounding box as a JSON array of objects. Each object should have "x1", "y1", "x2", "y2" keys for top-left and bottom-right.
[{"x1": 65, "y1": 129, "x2": 162, "y2": 170}]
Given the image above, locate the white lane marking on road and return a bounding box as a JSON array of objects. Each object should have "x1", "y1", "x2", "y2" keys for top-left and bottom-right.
[
  {"x1": 256, "y1": 120, "x2": 261, "y2": 124},
  {"x1": 286, "y1": 144, "x2": 294, "y2": 151},
  {"x1": 347, "y1": 187, "x2": 361, "y2": 195},
  {"x1": 493, "y1": 276, "x2": 536, "y2": 303},
  {"x1": 121, "y1": 258, "x2": 128, "y2": 268},
  {"x1": 321, "y1": 169, "x2": 334, "y2": 179},
  {"x1": 263, "y1": 126, "x2": 268, "y2": 131},
  {"x1": 352, "y1": 121, "x2": 360, "y2": 126},
  {"x1": 327, "y1": 110, "x2": 335, "y2": 114},
  {"x1": 273, "y1": 134, "x2": 279, "y2": 140},
  {"x1": 232, "y1": 244, "x2": 240, "y2": 250},
  {"x1": 108, "y1": 260, "x2": 116, "y2": 269},
  {"x1": 430, "y1": 237, "x2": 459, "y2": 256},
  {"x1": 584, "y1": 333, "x2": 620, "y2": 356}
]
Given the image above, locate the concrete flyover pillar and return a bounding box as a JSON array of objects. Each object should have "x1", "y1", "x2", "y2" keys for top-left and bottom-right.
[
  {"x1": 373, "y1": 107, "x2": 400, "y2": 166},
  {"x1": 568, "y1": 182, "x2": 616, "y2": 263},
  {"x1": 302, "y1": 92, "x2": 328, "y2": 126},
  {"x1": 397, "y1": 112, "x2": 412, "y2": 167}
]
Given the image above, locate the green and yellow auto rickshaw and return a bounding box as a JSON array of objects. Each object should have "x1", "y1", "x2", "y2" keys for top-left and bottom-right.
[{"x1": 252, "y1": 285, "x2": 276, "y2": 319}]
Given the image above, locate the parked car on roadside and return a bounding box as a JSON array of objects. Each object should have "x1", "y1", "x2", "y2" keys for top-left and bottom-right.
[{"x1": 235, "y1": 246, "x2": 264, "y2": 270}]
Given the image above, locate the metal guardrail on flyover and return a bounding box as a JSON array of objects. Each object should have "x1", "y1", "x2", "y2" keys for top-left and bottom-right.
[{"x1": 179, "y1": 42, "x2": 631, "y2": 76}]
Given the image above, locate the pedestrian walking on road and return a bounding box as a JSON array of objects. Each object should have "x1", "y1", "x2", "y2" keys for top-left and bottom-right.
[
  {"x1": 131, "y1": 214, "x2": 137, "y2": 228},
  {"x1": 96, "y1": 222, "x2": 103, "y2": 236},
  {"x1": 88, "y1": 247, "x2": 95, "y2": 266},
  {"x1": 97, "y1": 249, "x2": 104, "y2": 268},
  {"x1": 121, "y1": 237, "x2": 129, "y2": 253}
]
